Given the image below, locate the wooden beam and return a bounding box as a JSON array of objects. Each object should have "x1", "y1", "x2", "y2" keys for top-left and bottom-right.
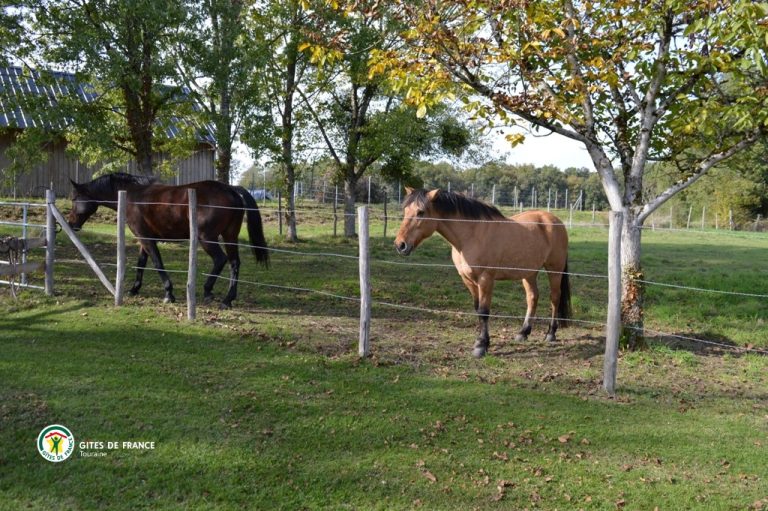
[{"x1": 49, "y1": 203, "x2": 116, "y2": 297}]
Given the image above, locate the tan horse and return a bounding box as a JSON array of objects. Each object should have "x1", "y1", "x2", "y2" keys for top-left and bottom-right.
[{"x1": 394, "y1": 188, "x2": 571, "y2": 357}]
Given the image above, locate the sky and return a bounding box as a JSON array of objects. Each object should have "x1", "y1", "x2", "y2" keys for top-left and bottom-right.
[{"x1": 492, "y1": 128, "x2": 595, "y2": 170}]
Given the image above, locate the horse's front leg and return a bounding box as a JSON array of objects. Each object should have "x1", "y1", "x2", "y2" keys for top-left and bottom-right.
[
  {"x1": 220, "y1": 244, "x2": 241, "y2": 309},
  {"x1": 128, "y1": 247, "x2": 149, "y2": 296},
  {"x1": 472, "y1": 275, "x2": 495, "y2": 358},
  {"x1": 144, "y1": 241, "x2": 175, "y2": 303},
  {"x1": 515, "y1": 275, "x2": 539, "y2": 342}
]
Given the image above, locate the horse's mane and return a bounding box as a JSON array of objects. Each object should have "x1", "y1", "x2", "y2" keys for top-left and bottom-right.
[
  {"x1": 85, "y1": 172, "x2": 156, "y2": 196},
  {"x1": 405, "y1": 189, "x2": 506, "y2": 221}
]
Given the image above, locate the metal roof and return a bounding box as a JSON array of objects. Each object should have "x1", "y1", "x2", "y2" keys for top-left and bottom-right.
[{"x1": 0, "y1": 66, "x2": 215, "y2": 145}]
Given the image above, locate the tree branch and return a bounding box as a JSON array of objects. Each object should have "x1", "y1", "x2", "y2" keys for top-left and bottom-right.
[
  {"x1": 637, "y1": 129, "x2": 761, "y2": 223},
  {"x1": 296, "y1": 86, "x2": 343, "y2": 168}
]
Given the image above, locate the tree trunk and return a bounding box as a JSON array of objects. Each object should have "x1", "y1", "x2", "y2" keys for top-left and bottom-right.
[
  {"x1": 215, "y1": 146, "x2": 231, "y2": 183},
  {"x1": 136, "y1": 147, "x2": 153, "y2": 176},
  {"x1": 344, "y1": 175, "x2": 357, "y2": 237},
  {"x1": 279, "y1": 16, "x2": 299, "y2": 242},
  {"x1": 215, "y1": 87, "x2": 233, "y2": 183},
  {"x1": 620, "y1": 209, "x2": 646, "y2": 350},
  {"x1": 284, "y1": 174, "x2": 298, "y2": 242}
]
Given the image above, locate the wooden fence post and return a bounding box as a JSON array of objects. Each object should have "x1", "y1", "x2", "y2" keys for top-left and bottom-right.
[
  {"x1": 383, "y1": 191, "x2": 388, "y2": 238},
  {"x1": 115, "y1": 190, "x2": 127, "y2": 306},
  {"x1": 45, "y1": 190, "x2": 55, "y2": 296},
  {"x1": 603, "y1": 210, "x2": 623, "y2": 396},
  {"x1": 20, "y1": 203, "x2": 28, "y2": 286},
  {"x1": 333, "y1": 186, "x2": 339, "y2": 237},
  {"x1": 358, "y1": 206, "x2": 371, "y2": 357},
  {"x1": 187, "y1": 188, "x2": 197, "y2": 321}
]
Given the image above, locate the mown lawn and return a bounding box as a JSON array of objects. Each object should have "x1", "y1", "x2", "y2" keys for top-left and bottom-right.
[{"x1": 1, "y1": 198, "x2": 767, "y2": 510}]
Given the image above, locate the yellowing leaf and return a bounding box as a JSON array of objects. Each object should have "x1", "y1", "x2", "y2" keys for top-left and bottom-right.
[
  {"x1": 416, "y1": 104, "x2": 427, "y2": 118},
  {"x1": 505, "y1": 133, "x2": 525, "y2": 146}
]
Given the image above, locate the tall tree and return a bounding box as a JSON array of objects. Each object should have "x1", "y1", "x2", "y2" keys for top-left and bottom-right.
[
  {"x1": 176, "y1": 0, "x2": 265, "y2": 184},
  {"x1": 23, "y1": 0, "x2": 190, "y2": 175},
  {"x1": 302, "y1": 2, "x2": 475, "y2": 237},
  {"x1": 376, "y1": 0, "x2": 768, "y2": 347},
  {"x1": 242, "y1": 0, "x2": 311, "y2": 242}
]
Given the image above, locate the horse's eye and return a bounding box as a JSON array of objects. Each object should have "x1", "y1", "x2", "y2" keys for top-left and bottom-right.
[{"x1": 416, "y1": 210, "x2": 425, "y2": 217}]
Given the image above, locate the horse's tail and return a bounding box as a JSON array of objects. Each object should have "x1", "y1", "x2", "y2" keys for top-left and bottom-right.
[
  {"x1": 558, "y1": 260, "x2": 572, "y2": 327},
  {"x1": 234, "y1": 186, "x2": 270, "y2": 268}
]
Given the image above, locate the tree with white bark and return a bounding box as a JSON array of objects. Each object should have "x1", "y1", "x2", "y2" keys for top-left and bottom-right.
[{"x1": 371, "y1": 0, "x2": 768, "y2": 348}]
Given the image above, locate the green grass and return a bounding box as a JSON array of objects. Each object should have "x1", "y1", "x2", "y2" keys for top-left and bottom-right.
[{"x1": 1, "y1": 198, "x2": 767, "y2": 510}]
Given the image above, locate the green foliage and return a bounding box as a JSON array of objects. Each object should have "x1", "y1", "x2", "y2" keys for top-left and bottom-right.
[
  {"x1": 0, "y1": 128, "x2": 51, "y2": 185},
  {"x1": 17, "y1": 0, "x2": 195, "y2": 175},
  {"x1": 0, "y1": 4, "x2": 23, "y2": 65}
]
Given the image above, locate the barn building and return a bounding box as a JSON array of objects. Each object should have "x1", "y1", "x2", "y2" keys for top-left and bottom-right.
[{"x1": 0, "y1": 66, "x2": 215, "y2": 198}]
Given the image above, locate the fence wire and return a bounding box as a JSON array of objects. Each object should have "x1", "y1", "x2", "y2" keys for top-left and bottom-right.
[{"x1": 5, "y1": 198, "x2": 767, "y2": 357}]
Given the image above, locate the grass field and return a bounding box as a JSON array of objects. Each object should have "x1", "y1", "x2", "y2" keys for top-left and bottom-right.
[{"x1": 1, "y1": 198, "x2": 767, "y2": 510}]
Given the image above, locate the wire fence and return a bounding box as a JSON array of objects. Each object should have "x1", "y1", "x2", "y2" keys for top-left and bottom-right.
[{"x1": 2, "y1": 196, "x2": 767, "y2": 358}]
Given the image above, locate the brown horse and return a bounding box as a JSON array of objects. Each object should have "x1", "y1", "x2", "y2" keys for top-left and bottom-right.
[
  {"x1": 394, "y1": 188, "x2": 570, "y2": 357},
  {"x1": 67, "y1": 173, "x2": 269, "y2": 308}
]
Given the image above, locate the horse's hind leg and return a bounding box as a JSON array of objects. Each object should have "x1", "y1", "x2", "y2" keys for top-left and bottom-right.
[
  {"x1": 544, "y1": 271, "x2": 563, "y2": 342},
  {"x1": 200, "y1": 238, "x2": 228, "y2": 305},
  {"x1": 144, "y1": 241, "x2": 175, "y2": 303},
  {"x1": 220, "y1": 240, "x2": 241, "y2": 309},
  {"x1": 515, "y1": 275, "x2": 538, "y2": 342},
  {"x1": 128, "y1": 247, "x2": 149, "y2": 296}
]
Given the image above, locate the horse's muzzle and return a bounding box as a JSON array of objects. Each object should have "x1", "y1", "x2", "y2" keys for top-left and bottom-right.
[{"x1": 395, "y1": 240, "x2": 412, "y2": 256}]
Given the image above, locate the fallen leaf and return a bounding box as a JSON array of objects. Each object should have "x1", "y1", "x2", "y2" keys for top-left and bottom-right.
[
  {"x1": 558, "y1": 434, "x2": 571, "y2": 443},
  {"x1": 422, "y1": 470, "x2": 437, "y2": 483},
  {"x1": 492, "y1": 451, "x2": 509, "y2": 462}
]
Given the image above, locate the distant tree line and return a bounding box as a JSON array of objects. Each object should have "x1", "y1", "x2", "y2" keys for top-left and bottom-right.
[{"x1": 240, "y1": 152, "x2": 768, "y2": 226}]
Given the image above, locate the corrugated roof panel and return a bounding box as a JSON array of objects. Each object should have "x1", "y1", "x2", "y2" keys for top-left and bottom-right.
[{"x1": 0, "y1": 66, "x2": 216, "y2": 145}]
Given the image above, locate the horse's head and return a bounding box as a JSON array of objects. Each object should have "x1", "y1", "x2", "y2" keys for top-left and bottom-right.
[
  {"x1": 394, "y1": 188, "x2": 441, "y2": 256},
  {"x1": 67, "y1": 179, "x2": 99, "y2": 231}
]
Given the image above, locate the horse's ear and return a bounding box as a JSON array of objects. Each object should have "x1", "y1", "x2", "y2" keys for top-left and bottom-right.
[
  {"x1": 404, "y1": 186, "x2": 414, "y2": 195},
  {"x1": 427, "y1": 189, "x2": 441, "y2": 201}
]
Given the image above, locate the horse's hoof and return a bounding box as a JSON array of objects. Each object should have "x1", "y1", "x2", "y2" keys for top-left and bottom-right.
[
  {"x1": 545, "y1": 333, "x2": 556, "y2": 343},
  {"x1": 127, "y1": 289, "x2": 139, "y2": 297},
  {"x1": 514, "y1": 334, "x2": 528, "y2": 342},
  {"x1": 163, "y1": 295, "x2": 176, "y2": 304},
  {"x1": 472, "y1": 346, "x2": 487, "y2": 358},
  {"x1": 219, "y1": 302, "x2": 231, "y2": 310},
  {"x1": 203, "y1": 295, "x2": 214, "y2": 305}
]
